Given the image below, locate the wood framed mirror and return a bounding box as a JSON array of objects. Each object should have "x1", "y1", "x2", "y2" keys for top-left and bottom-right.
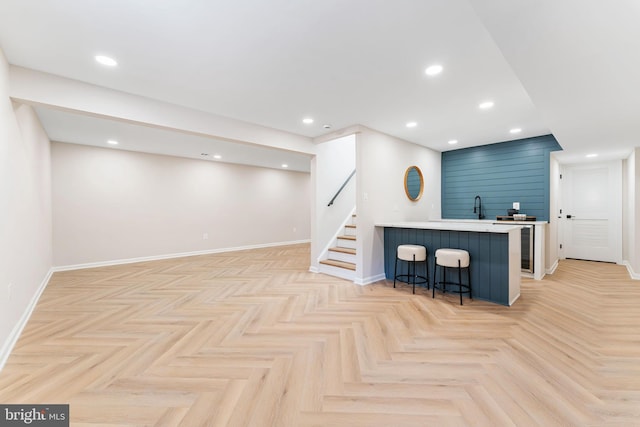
[{"x1": 404, "y1": 166, "x2": 424, "y2": 201}]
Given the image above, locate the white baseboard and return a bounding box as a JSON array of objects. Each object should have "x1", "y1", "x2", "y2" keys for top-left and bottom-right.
[
  {"x1": 509, "y1": 292, "x2": 521, "y2": 306},
  {"x1": 53, "y1": 239, "x2": 311, "y2": 272},
  {"x1": 546, "y1": 259, "x2": 559, "y2": 275},
  {"x1": 622, "y1": 260, "x2": 640, "y2": 280},
  {"x1": 0, "y1": 268, "x2": 54, "y2": 372},
  {"x1": 354, "y1": 273, "x2": 387, "y2": 286},
  {"x1": 316, "y1": 268, "x2": 385, "y2": 286}
]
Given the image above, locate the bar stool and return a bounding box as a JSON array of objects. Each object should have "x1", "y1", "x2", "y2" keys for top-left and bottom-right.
[
  {"x1": 394, "y1": 244, "x2": 429, "y2": 294},
  {"x1": 433, "y1": 248, "x2": 471, "y2": 305}
]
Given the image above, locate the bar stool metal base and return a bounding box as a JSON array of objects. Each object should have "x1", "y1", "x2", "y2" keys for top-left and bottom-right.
[
  {"x1": 433, "y1": 249, "x2": 471, "y2": 305},
  {"x1": 393, "y1": 245, "x2": 429, "y2": 294}
]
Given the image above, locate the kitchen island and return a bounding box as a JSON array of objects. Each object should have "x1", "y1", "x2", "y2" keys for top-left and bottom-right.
[{"x1": 376, "y1": 221, "x2": 521, "y2": 306}]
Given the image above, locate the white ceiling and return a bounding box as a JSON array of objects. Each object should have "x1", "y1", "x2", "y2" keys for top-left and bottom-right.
[{"x1": 1, "y1": 0, "x2": 638, "y2": 166}]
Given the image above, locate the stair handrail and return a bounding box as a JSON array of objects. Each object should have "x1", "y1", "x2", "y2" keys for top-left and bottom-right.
[{"x1": 327, "y1": 169, "x2": 356, "y2": 206}]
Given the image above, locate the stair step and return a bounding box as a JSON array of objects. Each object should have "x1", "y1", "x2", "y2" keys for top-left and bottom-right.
[
  {"x1": 329, "y1": 247, "x2": 356, "y2": 255},
  {"x1": 344, "y1": 225, "x2": 356, "y2": 236},
  {"x1": 320, "y1": 259, "x2": 356, "y2": 271},
  {"x1": 336, "y1": 235, "x2": 356, "y2": 249},
  {"x1": 345, "y1": 224, "x2": 356, "y2": 229}
]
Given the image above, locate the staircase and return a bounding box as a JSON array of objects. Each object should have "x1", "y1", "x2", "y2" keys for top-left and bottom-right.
[{"x1": 319, "y1": 214, "x2": 357, "y2": 280}]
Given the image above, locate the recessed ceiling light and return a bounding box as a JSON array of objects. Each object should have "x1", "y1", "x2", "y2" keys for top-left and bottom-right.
[
  {"x1": 213, "y1": 154, "x2": 222, "y2": 159},
  {"x1": 95, "y1": 55, "x2": 118, "y2": 67},
  {"x1": 510, "y1": 128, "x2": 522, "y2": 134},
  {"x1": 406, "y1": 122, "x2": 417, "y2": 128},
  {"x1": 425, "y1": 64, "x2": 443, "y2": 76},
  {"x1": 282, "y1": 164, "x2": 289, "y2": 168},
  {"x1": 479, "y1": 101, "x2": 494, "y2": 110},
  {"x1": 107, "y1": 139, "x2": 119, "y2": 145},
  {"x1": 586, "y1": 153, "x2": 598, "y2": 158},
  {"x1": 323, "y1": 124, "x2": 332, "y2": 129},
  {"x1": 448, "y1": 139, "x2": 458, "y2": 145},
  {"x1": 302, "y1": 118, "x2": 314, "y2": 124}
]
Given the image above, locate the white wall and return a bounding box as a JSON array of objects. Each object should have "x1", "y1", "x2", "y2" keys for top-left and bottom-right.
[
  {"x1": 52, "y1": 142, "x2": 310, "y2": 267},
  {"x1": 546, "y1": 154, "x2": 560, "y2": 272},
  {"x1": 310, "y1": 134, "x2": 356, "y2": 270},
  {"x1": 0, "y1": 49, "x2": 53, "y2": 366},
  {"x1": 623, "y1": 149, "x2": 639, "y2": 277},
  {"x1": 356, "y1": 127, "x2": 441, "y2": 284},
  {"x1": 633, "y1": 149, "x2": 640, "y2": 276}
]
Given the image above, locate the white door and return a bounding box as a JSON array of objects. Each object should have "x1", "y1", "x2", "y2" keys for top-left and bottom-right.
[{"x1": 561, "y1": 161, "x2": 622, "y2": 263}]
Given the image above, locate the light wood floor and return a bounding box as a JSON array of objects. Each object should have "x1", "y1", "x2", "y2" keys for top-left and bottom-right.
[{"x1": 1, "y1": 244, "x2": 639, "y2": 426}]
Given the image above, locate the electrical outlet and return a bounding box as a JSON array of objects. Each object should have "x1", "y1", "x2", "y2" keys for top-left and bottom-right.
[
  {"x1": 293, "y1": 227, "x2": 297, "y2": 233},
  {"x1": 202, "y1": 233, "x2": 209, "y2": 240}
]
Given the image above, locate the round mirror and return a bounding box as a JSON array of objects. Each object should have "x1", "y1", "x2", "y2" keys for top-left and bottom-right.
[{"x1": 404, "y1": 166, "x2": 424, "y2": 201}]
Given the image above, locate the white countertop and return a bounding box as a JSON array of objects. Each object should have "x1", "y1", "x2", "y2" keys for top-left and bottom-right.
[
  {"x1": 375, "y1": 221, "x2": 521, "y2": 233},
  {"x1": 440, "y1": 219, "x2": 548, "y2": 225}
]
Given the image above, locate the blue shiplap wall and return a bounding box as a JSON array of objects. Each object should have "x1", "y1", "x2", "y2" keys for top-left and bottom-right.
[{"x1": 442, "y1": 135, "x2": 562, "y2": 221}]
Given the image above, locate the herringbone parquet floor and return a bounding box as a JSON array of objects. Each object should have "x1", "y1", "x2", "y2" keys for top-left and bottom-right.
[{"x1": 1, "y1": 244, "x2": 639, "y2": 426}]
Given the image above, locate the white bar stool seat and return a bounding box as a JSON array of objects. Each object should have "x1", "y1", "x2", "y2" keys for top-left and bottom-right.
[
  {"x1": 433, "y1": 248, "x2": 471, "y2": 305},
  {"x1": 394, "y1": 244, "x2": 429, "y2": 294}
]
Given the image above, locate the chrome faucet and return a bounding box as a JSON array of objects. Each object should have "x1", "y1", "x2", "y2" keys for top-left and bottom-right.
[{"x1": 473, "y1": 195, "x2": 484, "y2": 219}]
